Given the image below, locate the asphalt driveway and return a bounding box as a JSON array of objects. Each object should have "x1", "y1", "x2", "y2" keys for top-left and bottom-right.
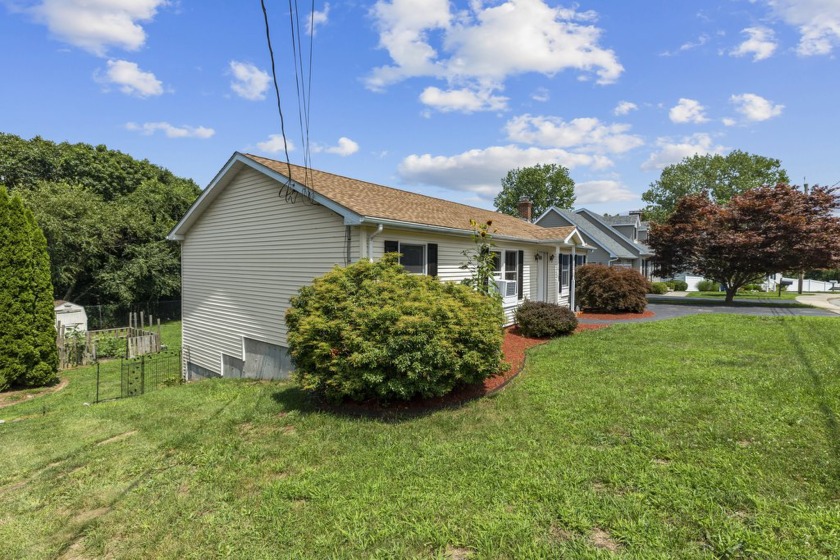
[{"x1": 578, "y1": 295, "x2": 840, "y2": 326}]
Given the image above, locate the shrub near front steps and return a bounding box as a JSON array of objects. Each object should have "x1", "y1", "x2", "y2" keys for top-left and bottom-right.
[
  {"x1": 575, "y1": 263, "x2": 648, "y2": 314},
  {"x1": 286, "y1": 254, "x2": 505, "y2": 403},
  {"x1": 514, "y1": 300, "x2": 578, "y2": 338}
]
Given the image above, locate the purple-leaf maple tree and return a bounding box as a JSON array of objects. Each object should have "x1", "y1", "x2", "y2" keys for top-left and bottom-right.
[{"x1": 649, "y1": 184, "x2": 840, "y2": 303}]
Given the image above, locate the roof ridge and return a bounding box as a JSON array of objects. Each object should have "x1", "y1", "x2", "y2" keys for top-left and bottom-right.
[{"x1": 244, "y1": 153, "x2": 520, "y2": 222}]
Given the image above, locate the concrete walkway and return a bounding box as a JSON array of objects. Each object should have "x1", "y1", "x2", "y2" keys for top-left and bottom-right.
[{"x1": 795, "y1": 293, "x2": 840, "y2": 315}]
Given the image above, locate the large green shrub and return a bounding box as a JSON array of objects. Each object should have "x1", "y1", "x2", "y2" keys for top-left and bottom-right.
[
  {"x1": 0, "y1": 187, "x2": 58, "y2": 391},
  {"x1": 575, "y1": 264, "x2": 648, "y2": 314},
  {"x1": 514, "y1": 300, "x2": 578, "y2": 338},
  {"x1": 672, "y1": 279, "x2": 688, "y2": 291},
  {"x1": 697, "y1": 279, "x2": 718, "y2": 292},
  {"x1": 286, "y1": 255, "x2": 506, "y2": 403}
]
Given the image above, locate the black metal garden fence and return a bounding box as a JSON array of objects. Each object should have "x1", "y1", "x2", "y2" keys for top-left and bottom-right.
[{"x1": 94, "y1": 350, "x2": 183, "y2": 403}]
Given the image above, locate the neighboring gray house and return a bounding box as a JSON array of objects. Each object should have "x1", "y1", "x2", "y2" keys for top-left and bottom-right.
[
  {"x1": 168, "y1": 153, "x2": 587, "y2": 381},
  {"x1": 535, "y1": 207, "x2": 654, "y2": 278}
]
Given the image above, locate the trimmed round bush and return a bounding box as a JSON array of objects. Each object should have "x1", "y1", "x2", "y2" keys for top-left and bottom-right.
[
  {"x1": 696, "y1": 279, "x2": 718, "y2": 292},
  {"x1": 286, "y1": 254, "x2": 506, "y2": 403},
  {"x1": 672, "y1": 280, "x2": 688, "y2": 291},
  {"x1": 575, "y1": 264, "x2": 648, "y2": 314},
  {"x1": 649, "y1": 281, "x2": 669, "y2": 294},
  {"x1": 514, "y1": 300, "x2": 578, "y2": 338}
]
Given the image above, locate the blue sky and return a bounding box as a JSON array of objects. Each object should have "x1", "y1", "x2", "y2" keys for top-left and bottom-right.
[{"x1": 3, "y1": 0, "x2": 839, "y2": 213}]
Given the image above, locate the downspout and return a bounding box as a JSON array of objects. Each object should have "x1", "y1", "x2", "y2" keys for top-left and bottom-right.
[{"x1": 367, "y1": 224, "x2": 383, "y2": 261}]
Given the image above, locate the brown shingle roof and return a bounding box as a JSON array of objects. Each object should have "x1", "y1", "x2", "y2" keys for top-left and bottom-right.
[{"x1": 244, "y1": 154, "x2": 576, "y2": 243}]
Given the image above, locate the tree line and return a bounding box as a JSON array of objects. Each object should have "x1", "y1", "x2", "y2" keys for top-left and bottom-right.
[{"x1": 0, "y1": 133, "x2": 201, "y2": 306}]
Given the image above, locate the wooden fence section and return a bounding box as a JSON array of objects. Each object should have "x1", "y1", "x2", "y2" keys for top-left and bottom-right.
[{"x1": 56, "y1": 311, "x2": 163, "y2": 369}]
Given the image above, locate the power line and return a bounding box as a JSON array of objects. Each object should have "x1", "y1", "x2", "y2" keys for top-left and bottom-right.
[{"x1": 260, "y1": 0, "x2": 294, "y2": 199}]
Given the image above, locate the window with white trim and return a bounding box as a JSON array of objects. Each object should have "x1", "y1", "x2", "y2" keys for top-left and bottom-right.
[
  {"x1": 384, "y1": 240, "x2": 438, "y2": 276},
  {"x1": 492, "y1": 250, "x2": 521, "y2": 300},
  {"x1": 399, "y1": 243, "x2": 426, "y2": 274},
  {"x1": 560, "y1": 254, "x2": 570, "y2": 291}
]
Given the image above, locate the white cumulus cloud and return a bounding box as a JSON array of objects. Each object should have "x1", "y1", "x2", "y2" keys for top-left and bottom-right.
[
  {"x1": 730, "y1": 93, "x2": 784, "y2": 122},
  {"x1": 96, "y1": 59, "x2": 163, "y2": 97},
  {"x1": 27, "y1": 0, "x2": 166, "y2": 56},
  {"x1": 229, "y1": 61, "x2": 271, "y2": 101},
  {"x1": 730, "y1": 27, "x2": 777, "y2": 61},
  {"x1": 368, "y1": 0, "x2": 622, "y2": 114},
  {"x1": 531, "y1": 87, "x2": 550, "y2": 102},
  {"x1": 574, "y1": 180, "x2": 638, "y2": 205},
  {"x1": 642, "y1": 134, "x2": 727, "y2": 171},
  {"x1": 398, "y1": 145, "x2": 612, "y2": 199},
  {"x1": 505, "y1": 114, "x2": 644, "y2": 154},
  {"x1": 764, "y1": 0, "x2": 840, "y2": 56},
  {"x1": 419, "y1": 86, "x2": 508, "y2": 112},
  {"x1": 307, "y1": 3, "x2": 330, "y2": 35},
  {"x1": 314, "y1": 137, "x2": 360, "y2": 156},
  {"x1": 126, "y1": 122, "x2": 215, "y2": 139},
  {"x1": 613, "y1": 101, "x2": 638, "y2": 116},
  {"x1": 669, "y1": 98, "x2": 708, "y2": 124},
  {"x1": 257, "y1": 134, "x2": 295, "y2": 153}
]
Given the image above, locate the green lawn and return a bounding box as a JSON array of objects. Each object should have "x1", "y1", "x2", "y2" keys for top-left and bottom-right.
[{"x1": 1, "y1": 317, "x2": 839, "y2": 558}]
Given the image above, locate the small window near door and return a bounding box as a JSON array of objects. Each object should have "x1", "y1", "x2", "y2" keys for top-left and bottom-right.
[
  {"x1": 560, "y1": 254, "x2": 570, "y2": 290},
  {"x1": 504, "y1": 251, "x2": 518, "y2": 282}
]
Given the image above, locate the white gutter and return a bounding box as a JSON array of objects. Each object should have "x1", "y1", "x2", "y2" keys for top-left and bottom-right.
[
  {"x1": 367, "y1": 224, "x2": 383, "y2": 261},
  {"x1": 357, "y1": 216, "x2": 583, "y2": 247}
]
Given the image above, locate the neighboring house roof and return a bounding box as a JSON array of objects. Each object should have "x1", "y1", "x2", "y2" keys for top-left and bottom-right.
[
  {"x1": 169, "y1": 153, "x2": 586, "y2": 247},
  {"x1": 602, "y1": 215, "x2": 640, "y2": 227},
  {"x1": 54, "y1": 300, "x2": 84, "y2": 312},
  {"x1": 574, "y1": 209, "x2": 654, "y2": 257},
  {"x1": 535, "y1": 208, "x2": 636, "y2": 260}
]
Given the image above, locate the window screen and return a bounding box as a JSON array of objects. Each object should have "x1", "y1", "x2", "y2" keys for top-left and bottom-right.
[{"x1": 400, "y1": 244, "x2": 425, "y2": 274}]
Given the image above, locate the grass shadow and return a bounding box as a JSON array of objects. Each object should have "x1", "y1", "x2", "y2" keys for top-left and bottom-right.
[{"x1": 269, "y1": 384, "x2": 488, "y2": 424}]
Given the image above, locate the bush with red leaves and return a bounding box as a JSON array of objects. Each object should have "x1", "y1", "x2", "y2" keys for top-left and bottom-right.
[{"x1": 575, "y1": 264, "x2": 648, "y2": 314}]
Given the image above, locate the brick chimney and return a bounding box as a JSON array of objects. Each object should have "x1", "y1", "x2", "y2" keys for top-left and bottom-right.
[{"x1": 517, "y1": 196, "x2": 533, "y2": 221}]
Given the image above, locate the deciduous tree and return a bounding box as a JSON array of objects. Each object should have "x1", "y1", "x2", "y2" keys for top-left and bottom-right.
[
  {"x1": 649, "y1": 184, "x2": 840, "y2": 303},
  {"x1": 2, "y1": 133, "x2": 201, "y2": 306},
  {"x1": 642, "y1": 150, "x2": 789, "y2": 222},
  {"x1": 494, "y1": 164, "x2": 575, "y2": 220}
]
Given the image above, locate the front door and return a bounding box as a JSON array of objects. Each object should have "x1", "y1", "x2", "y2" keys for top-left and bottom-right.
[{"x1": 536, "y1": 252, "x2": 548, "y2": 301}]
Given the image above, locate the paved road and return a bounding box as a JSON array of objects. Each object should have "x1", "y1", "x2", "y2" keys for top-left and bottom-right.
[{"x1": 578, "y1": 296, "x2": 839, "y2": 325}]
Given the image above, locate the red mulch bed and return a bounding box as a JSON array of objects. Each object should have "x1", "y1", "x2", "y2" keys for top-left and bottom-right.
[
  {"x1": 578, "y1": 309, "x2": 656, "y2": 320},
  {"x1": 319, "y1": 322, "x2": 608, "y2": 417}
]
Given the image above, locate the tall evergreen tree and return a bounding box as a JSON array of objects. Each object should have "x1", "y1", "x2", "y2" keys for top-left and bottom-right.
[{"x1": 0, "y1": 187, "x2": 58, "y2": 391}]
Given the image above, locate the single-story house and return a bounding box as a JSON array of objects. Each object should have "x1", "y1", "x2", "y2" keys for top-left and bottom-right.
[
  {"x1": 167, "y1": 153, "x2": 588, "y2": 381},
  {"x1": 535, "y1": 207, "x2": 654, "y2": 278},
  {"x1": 54, "y1": 300, "x2": 87, "y2": 332}
]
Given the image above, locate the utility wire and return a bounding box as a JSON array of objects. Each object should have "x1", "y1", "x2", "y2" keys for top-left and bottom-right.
[
  {"x1": 289, "y1": 0, "x2": 310, "y2": 188},
  {"x1": 260, "y1": 0, "x2": 294, "y2": 197}
]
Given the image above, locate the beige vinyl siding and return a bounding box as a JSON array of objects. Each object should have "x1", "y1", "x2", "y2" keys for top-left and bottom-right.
[
  {"x1": 181, "y1": 167, "x2": 348, "y2": 376},
  {"x1": 365, "y1": 226, "x2": 564, "y2": 325}
]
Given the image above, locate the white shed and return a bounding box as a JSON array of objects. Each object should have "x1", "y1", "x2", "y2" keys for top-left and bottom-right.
[{"x1": 54, "y1": 300, "x2": 88, "y2": 332}]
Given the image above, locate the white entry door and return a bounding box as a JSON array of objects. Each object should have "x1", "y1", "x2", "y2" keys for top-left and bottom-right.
[{"x1": 536, "y1": 252, "x2": 548, "y2": 301}]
